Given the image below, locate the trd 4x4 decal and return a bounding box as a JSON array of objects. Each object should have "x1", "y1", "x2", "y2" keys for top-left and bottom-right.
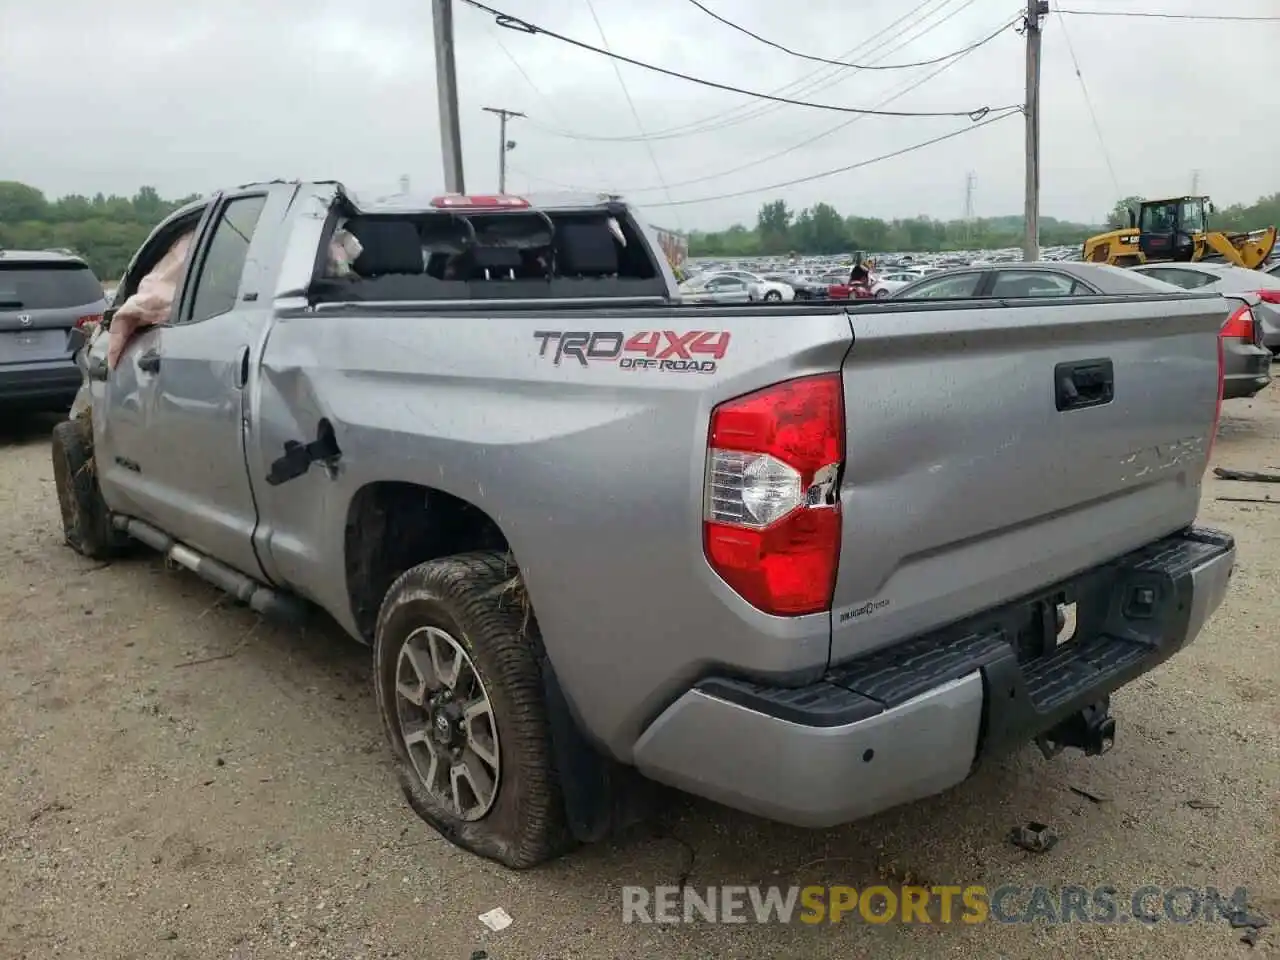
[{"x1": 533, "y1": 330, "x2": 731, "y2": 373}]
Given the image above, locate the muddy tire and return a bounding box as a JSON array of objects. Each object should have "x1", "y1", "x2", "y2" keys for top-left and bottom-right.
[
  {"x1": 50, "y1": 419, "x2": 127, "y2": 560},
  {"x1": 373, "y1": 551, "x2": 569, "y2": 868}
]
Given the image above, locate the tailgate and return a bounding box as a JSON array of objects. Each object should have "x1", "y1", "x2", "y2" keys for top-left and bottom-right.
[{"x1": 830, "y1": 294, "x2": 1226, "y2": 664}]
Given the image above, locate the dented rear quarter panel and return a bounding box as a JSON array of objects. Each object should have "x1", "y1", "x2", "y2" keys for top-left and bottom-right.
[{"x1": 250, "y1": 304, "x2": 854, "y2": 758}]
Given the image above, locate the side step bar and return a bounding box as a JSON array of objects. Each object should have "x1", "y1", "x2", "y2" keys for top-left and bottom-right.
[{"x1": 112, "y1": 515, "x2": 308, "y2": 624}]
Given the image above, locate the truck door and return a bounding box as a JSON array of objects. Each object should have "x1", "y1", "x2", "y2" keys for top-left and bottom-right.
[
  {"x1": 95, "y1": 203, "x2": 216, "y2": 525},
  {"x1": 134, "y1": 187, "x2": 291, "y2": 579}
]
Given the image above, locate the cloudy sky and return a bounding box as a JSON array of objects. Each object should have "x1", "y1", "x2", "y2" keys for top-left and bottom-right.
[{"x1": 1, "y1": 0, "x2": 1276, "y2": 230}]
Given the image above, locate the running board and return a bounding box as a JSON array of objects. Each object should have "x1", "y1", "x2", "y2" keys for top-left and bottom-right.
[{"x1": 111, "y1": 515, "x2": 308, "y2": 624}]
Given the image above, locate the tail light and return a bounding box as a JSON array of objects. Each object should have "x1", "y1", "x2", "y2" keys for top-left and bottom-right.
[
  {"x1": 75, "y1": 314, "x2": 103, "y2": 329},
  {"x1": 703, "y1": 374, "x2": 844, "y2": 616},
  {"x1": 1253, "y1": 290, "x2": 1280, "y2": 305},
  {"x1": 430, "y1": 194, "x2": 529, "y2": 209},
  {"x1": 1220, "y1": 304, "x2": 1255, "y2": 341}
]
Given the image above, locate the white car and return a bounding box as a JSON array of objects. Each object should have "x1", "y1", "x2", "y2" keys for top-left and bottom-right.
[
  {"x1": 871, "y1": 270, "x2": 926, "y2": 298},
  {"x1": 712, "y1": 270, "x2": 796, "y2": 302}
]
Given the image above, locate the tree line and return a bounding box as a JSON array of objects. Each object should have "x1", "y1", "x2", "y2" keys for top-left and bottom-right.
[
  {"x1": 689, "y1": 192, "x2": 1280, "y2": 258},
  {"x1": 3, "y1": 179, "x2": 1279, "y2": 279},
  {"x1": 0, "y1": 181, "x2": 198, "y2": 281}
]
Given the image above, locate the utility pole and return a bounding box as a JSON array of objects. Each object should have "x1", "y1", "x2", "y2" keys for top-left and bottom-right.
[
  {"x1": 431, "y1": 0, "x2": 465, "y2": 193},
  {"x1": 482, "y1": 107, "x2": 525, "y2": 193},
  {"x1": 964, "y1": 172, "x2": 977, "y2": 243},
  {"x1": 1022, "y1": 0, "x2": 1048, "y2": 262}
]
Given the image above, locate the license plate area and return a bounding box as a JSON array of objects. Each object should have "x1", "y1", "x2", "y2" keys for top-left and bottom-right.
[{"x1": 1, "y1": 329, "x2": 66, "y2": 361}]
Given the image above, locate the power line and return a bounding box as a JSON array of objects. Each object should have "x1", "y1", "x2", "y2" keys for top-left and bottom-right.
[
  {"x1": 523, "y1": 0, "x2": 984, "y2": 143},
  {"x1": 579, "y1": 0, "x2": 681, "y2": 227},
  {"x1": 459, "y1": 0, "x2": 999, "y2": 119},
  {"x1": 1056, "y1": 8, "x2": 1280, "y2": 21},
  {"x1": 684, "y1": 0, "x2": 1016, "y2": 69},
  {"x1": 595, "y1": 14, "x2": 1020, "y2": 194},
  {"x1": 1055, "y1": 11, "x2": 1120, "y2": 198},
  {"x1": 641, "y1": 107, "x2": 1023, "y2": 208},
  {"x1": 483, "y1": 20, "x2": 613, "y2": 188}
]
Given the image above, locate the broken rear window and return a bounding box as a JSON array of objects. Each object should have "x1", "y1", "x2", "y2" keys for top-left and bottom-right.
[{"x1": 309, "y1": 208, "x2": 667, "y2": 304}]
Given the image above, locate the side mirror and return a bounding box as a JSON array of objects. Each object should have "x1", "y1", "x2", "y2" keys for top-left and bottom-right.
[{"x1": 1208, "y1": 202, "x2": 1216, "y2": 214}]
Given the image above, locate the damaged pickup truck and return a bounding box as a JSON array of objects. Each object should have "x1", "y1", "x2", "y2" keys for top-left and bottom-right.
[{"x1": 54, "y1": 180, "x2": 1237, "y2": 868}]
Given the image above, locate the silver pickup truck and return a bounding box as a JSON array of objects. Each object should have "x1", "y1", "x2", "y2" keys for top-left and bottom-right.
[{"x1": 53, "y1": 181, "x2": 1236, "y2": 869}]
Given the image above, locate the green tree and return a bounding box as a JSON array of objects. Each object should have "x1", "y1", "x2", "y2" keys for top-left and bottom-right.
[
  {"x1": 0, "y1": 181, "x2": 48, "y2": 222},
  {"x1": 756, "y1": 200, "x2": 793, "y2": 254},
  {"x1": 1106, "y1": 196, "x2": 1144, "y2": 229}
]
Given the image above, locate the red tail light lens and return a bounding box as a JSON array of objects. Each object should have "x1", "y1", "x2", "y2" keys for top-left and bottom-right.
[
  {"x1": 1253, "y1": 289, "x2": 1280, "y2": 305},
  {"x1": 703, "y1": 374, "x2": 844, "y2": 616},
  {"x1": 1221, "y1": 304, "x2": 1255, "y2": 341},
  {"x1": 430, "y1": 194, "x2": 529, "y2": 209},
  {"x1": 75, "y1": 314, "x2": 103, "y2": 330}
]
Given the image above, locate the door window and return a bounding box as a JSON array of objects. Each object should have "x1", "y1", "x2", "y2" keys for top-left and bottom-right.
[
  {"x1": 186, "y1": 195, "x2": 268, "y2": 324},
  {"x1": 988, "y1": 270, "x2": 1089, "y2": 298},
  {"x1": 897, "y1": 272, "x2": 983, "y2": 299},
  {"x1": 1134, "y1": 267, "x2": 1217, "y2": 290}
]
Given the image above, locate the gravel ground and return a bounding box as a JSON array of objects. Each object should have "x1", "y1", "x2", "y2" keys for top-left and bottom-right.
[{"x1": 0, "y1": 396, "x2": 1276, "y2": 960}]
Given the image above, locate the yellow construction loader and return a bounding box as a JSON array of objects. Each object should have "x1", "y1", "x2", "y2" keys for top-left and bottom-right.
[{"x1": 1082, "y1": 196, "x2": 1276, "y2": 269}]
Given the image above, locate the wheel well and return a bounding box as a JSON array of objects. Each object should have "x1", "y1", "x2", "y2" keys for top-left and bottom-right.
[{"x1": 344, "y1": 482, "x2": 510, "y2": 642}]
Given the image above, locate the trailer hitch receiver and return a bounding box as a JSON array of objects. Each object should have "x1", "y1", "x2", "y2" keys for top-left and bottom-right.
[{"x1": 1036, "y1": 699, "x2": 1115, "y2": 759}]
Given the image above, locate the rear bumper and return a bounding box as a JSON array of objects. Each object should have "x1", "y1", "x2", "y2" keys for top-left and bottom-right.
[
  {"x1": 1223, "y1": 344, "x2": 1271, "y2": 399},
  {"x1": 632, "y1": 527, "x2": 1235, "y2": 827},
  {"x1": 0, "y1": 361, "x2": 81, "y2": 407}
]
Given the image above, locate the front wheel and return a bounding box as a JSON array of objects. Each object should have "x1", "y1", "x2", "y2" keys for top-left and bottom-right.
[
  {"x1": 874, "y1": 289, "x2": 889, "y2": 298},
  {"x1": 50, "y1": 418, "x2": 128, "y2": 560},
  {"x1": 373, "y1": 551, "x2": 569, "y2": 868},
  {"x1": 763, "y1": 290, "x2": 783, "y2": 302}
]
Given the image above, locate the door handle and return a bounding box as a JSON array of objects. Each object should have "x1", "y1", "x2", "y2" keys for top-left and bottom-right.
[
  {"x1": 1055, "y1": 358, "x2": 1114, "y2": 412},
  {"x1": 137, "y1": 350, "x2": 161, "y2": 374},
  {"x1": 233, "y1": 345, "x2": 250, "y2": 389}
]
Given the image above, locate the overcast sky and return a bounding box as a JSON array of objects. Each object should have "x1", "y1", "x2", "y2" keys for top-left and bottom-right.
[{"x1": 1, "y1": 0, "x2": 1276, "y2": 230}]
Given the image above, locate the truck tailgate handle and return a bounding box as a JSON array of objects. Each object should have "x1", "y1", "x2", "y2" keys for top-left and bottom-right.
[
  {"x1": 137, "y1": 350, "x2": 161, "y2": 374},
  {"x1": 1055, "y1": 358, "x2": 1114, "y2": 411}
]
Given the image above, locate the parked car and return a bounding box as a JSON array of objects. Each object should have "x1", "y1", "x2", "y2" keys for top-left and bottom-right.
[
  {"x1": 1130, "y1": 262, "x2": 1280, "y2": 354},
  {"x1": 890, "y1": 263, "x2": 1271, "y2": 400},
  {"x1": 764, "y1": 273, "x2": 827, "y2": 300},
  {"x1": 56, "y1": 183, "x2": 1236, "y2": 869},
  {"x1": 711, "y1": 270, "x2": 794, "y2": 302},
  {"x1": 871, "y1": 270, "x2": 924, "y2": 298},
  {"x1": 677, "y1": 273, "x2": 753, "y2": 304},
  {"x1": 0, "y1": 249, "x2": 107, "y2": 410}
]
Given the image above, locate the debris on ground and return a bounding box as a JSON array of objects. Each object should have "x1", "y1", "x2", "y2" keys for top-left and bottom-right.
[
  {"x1": 1068, "y1": 786, "x2": 1107, "y2": 804},
  {"x1": 1214, "y1": 467, "x2": 1280, "y2": 483},
  {"x1": 478, "y1": 907, "x2": 513, "y2": 933},
  {"x1": 1009, "y1": 822, "x2": 1058, "y2": 854}
]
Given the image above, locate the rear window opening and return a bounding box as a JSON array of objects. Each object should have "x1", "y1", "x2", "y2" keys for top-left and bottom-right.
[
  {"x1": 309, "y1": 206, "x2": 668, "y2": 304},
  {"x1": 0, "y1": 261, "x2": 105, "y2": 310}
]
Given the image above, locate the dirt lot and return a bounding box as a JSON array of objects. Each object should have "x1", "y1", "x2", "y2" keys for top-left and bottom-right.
[{"x1": 1, "y1": 397, "x2": 1277, "y2": 960}]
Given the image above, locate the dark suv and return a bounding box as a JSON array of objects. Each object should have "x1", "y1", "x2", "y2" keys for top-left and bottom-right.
[{"x1": 0, "y1": 250, "x2": 108, "y2": 410}]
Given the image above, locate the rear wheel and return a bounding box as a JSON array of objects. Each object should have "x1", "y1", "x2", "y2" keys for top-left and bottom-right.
[
  {"x1": 875, "y1": 289, "x2": 889, "y2": 298},
  {"x1": 50, "y1": 418, "x2": 128, "y2": 560},
  {"x1": 373, "y1": 551, "x2": 569, "y2": 868},
  {"x1": 763, "y1": 290, "x2": 783, "y2": 302}
]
